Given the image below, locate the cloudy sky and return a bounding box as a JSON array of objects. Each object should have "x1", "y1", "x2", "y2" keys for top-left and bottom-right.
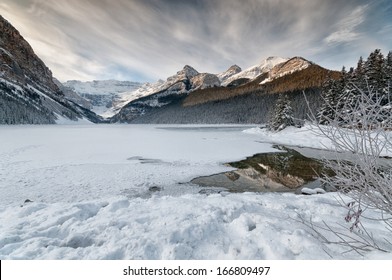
[{"x1": 1, "y1": 0, "x2": 391, "y2": 82}]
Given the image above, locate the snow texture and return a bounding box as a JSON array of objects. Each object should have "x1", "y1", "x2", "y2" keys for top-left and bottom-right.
[
  {"x1": 222, "y1": 56, "x2": 288, "y2": 86},
  {"x1": 0, "y1": 125, "x2": 391, "y2": 259}
]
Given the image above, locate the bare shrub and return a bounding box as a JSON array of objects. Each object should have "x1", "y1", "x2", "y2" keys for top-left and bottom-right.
[{"x1": 304, "y1": 84, "x2": 392, "y2": 255}]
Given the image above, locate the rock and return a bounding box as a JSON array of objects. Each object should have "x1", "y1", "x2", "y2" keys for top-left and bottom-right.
[
  {"x1": 267, "y1": 57, "x2": 312, "y2": 81},
  {"x1": 225, "y1": 171, "x2": 240, "y2": 181},
  {"x1": 0, "y1": 15, "x2": 59, "y2": 93},
  {"x1": 148, "y1": 186, "x2": 163, "y2": 192},
  {"x1": 191, "y1": 73, "x2": 220, "y2": 90}
]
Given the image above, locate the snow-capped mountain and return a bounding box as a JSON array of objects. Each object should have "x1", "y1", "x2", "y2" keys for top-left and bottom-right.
[
  {"x1": 53, "y1": 78, "x2": 93, "y2": 110},
  {"x1": 260, "y1": 57, "x2": 312, "y2": 84},
  {"x1": 217, "y1": 65, "x2": 242, "y2": 83},
  {"x1": 112, "y1": 65, "x2": 224, "y2": 122},
  {"x1": 221, "y1": 56, "x2": 289, "y2": 86},
  {"x1": 62, "y1": 65, "x2": 223, "y2": 119},
  {"x1": 62, "y1": 80, "x2": 142, "y2": 118},
  {"x1": 0, "y1": 15, "x2": 102, "y2": 124},
  {"x1": 112, "y1": 55, "x2": 338, "y2": 124},
  {"x1": 61, "y1": 57, "x2": 312, "y2": 121}
]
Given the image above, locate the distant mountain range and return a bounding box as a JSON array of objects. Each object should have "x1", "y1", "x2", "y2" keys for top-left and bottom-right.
[
  {"x1": 60, "y1": 80, "x2": 142, "y2": 118},
  {"x1": 111, "y1": 56, "x2": 339, "y2": 124},
  {"x1": 1, "y1": 15, "x2": 340, "y2": 125}
]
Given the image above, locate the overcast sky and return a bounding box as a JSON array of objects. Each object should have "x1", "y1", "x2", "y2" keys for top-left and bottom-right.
[{"x1": 1, "y1": 0, "x2": 391, "y2": 82}]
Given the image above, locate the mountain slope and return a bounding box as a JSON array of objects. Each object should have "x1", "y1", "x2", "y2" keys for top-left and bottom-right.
[
  {"x1": 221, "y1": 56, "x2": 288, "y2": 86},
  {"x1": 183, "y1": 57, "x2": 339, "y2": 107},
  {"x1": 216, "y1": 65, "x2": 242, "y2": 83},
  {"x1": 111, "y1": 65, "x2": 222, "y2": 122},
  {"x1": 0, "y1": 15, "x2": 102, "y2": 124}
]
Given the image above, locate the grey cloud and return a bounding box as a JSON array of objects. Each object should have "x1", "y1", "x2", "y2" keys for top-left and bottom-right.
[{"x1": 1, "y1": 0, "x2": 391, "y2": 82}]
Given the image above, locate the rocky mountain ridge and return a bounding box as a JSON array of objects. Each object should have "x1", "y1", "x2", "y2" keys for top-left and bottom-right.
[
  {"x1": 111, "y1": 55, "x2": 336, "y2": 123},
  {"x1": 260, "y1": 57, "x2": 312, "y2": 84},
  {"x1": 221, "y1": 56, "x2": 289, "y2": 86},
  {"x1": 0, "y1": 15, "x2": 102, "y2": 124}
]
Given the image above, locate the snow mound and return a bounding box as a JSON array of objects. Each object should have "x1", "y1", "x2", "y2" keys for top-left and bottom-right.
[
  {"x1": 243, "y1": 124, "x2": 334, "y2": 150},
  {"x1": 1, "y1": 192, "x2": 390, "y2": 259},
  {"x1": 301, "y1": 187, "x2": 326, "y2": 195}
]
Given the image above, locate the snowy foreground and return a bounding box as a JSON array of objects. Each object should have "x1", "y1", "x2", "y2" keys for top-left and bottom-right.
[{"x1": 0, "y1": 124, "x2": 391, "y2": 259}]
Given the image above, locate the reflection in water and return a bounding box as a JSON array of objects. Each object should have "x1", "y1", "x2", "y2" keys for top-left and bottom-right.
[{"x1": 192, "y1": 145, "x2": 335, "y2": 193}]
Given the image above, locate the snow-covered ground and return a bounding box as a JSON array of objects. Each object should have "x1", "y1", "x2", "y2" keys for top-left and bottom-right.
[{"x1": 0, "y1": 124, "x2": 391, "y2": 259}]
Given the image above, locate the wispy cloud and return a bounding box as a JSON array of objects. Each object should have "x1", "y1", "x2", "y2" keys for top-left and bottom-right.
[
  {"x1": 1, "y1": 0, "x2": 390, "y2": 82},
  {"x1": 324, "y1": 5, "x2": 368, "y2": 45}
]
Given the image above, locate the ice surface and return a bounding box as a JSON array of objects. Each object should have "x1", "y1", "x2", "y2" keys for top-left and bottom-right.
[
  {"x1": 0, "y1": 124, "x2": 274, "y2": 206},
  {"x1": 0, "y1": 124, "x2": 391, "y2": 259}
]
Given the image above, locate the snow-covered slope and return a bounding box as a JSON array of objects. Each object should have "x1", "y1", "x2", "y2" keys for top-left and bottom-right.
[
  {"x1": 113, "y1": 65, "x2": 224, "y2": 122},
  {"x1": 63, "y1": 80, "x2": 143, "y2": 118},
  {"x1": 221, "y1": 56, "x2": 288, "y2": 86},
  {"x1": 260, "y1": 57, "x2": 312, "y2": 84},
  {"x1": 63, "y1": 65, "x2": 220, "y2": 119},
  {"x1": 217, "y1": 65, "x2": 242, "y2": 83},
  {"x1": 119, "y1": 65, "x2": 200, "y2": 106}
]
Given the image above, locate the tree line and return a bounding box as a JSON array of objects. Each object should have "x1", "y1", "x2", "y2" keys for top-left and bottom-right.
[{"x1": 318, "y1": 49, "x2": 392, "y2": 127}]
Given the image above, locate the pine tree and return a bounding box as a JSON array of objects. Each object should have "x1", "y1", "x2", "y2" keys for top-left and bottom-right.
[
  {"x1": 318, "y1": 76, "x2": 340, "y2": 124},
  {"x1": 315, "y1": 50, "x2": 392, "y2": 128},
  {"x1": 269, "y1": 94, "x2": 294, "y2": 131},
  {"x1": 353, "y1": 56, "x2": 365, "y2": 87},
  {"x1": 384, "y1": 51, "x2": 392, "y2": 88},
  {"x1": 364, "y1": 49, "x2": 385, "y2": 93}
]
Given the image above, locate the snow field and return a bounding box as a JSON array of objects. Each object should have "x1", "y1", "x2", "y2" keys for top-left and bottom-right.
[
  {"x1": 0, "y1": 124, "x2": 391, "y2": 259},
  {"x1": 1, "y1": 191, "x2": 389, "y2": 260}
]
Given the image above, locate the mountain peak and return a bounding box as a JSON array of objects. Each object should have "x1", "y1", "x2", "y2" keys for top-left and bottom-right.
[
  {"x1": 217, "y1": 65, "x2": 242, "y2": 83},
  {"x1": 265, "y1": 56, "x2": 285, "y2": 61},
  {"x1": 221, "y1": 57, "x2": 288, "y2": 86},
  {"x1": 181, "y1": 65, "x2": 199, "y2": 79},
  {"x1": 259, "y1": 56, "x2": 313, "y2": 85},
  {"x1": 259, "y1": 56, "x2": 288, "y2": 70},
  {"x1": 227, "y1": 64, "x2": 242, "y2": 72},
  {"x1": 270, "y1": 57, "x2": 312, "y2": 77}
]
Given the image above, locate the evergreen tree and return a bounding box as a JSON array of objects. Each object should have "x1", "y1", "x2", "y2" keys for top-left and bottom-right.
[
  {"x1": 384, "y1": 51, "x2": 392, "y2": 88},
  {"x1": 353, "y1": 56, "x2": 365, "y2": 87},
  {"x1": 364, "y1": 49, "x2": 385, "y2": 93},
  {"x1": 318, "y1": 76, "x2": 339, "y2": 124},
  {"x1": 269, "y1": 94, "x2": 294, "y2": 131},
  {"x1": 316, "y1": 49, "x2": 392, "y2": 128}
]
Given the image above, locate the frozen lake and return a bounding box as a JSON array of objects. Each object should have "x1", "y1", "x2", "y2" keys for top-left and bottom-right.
[
  {"x1": 0, "y1": 124, "x2": 275, "y2": 206},
  {"x1": 0, "y1": 124, "x2": 390, "y2": 259}
]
